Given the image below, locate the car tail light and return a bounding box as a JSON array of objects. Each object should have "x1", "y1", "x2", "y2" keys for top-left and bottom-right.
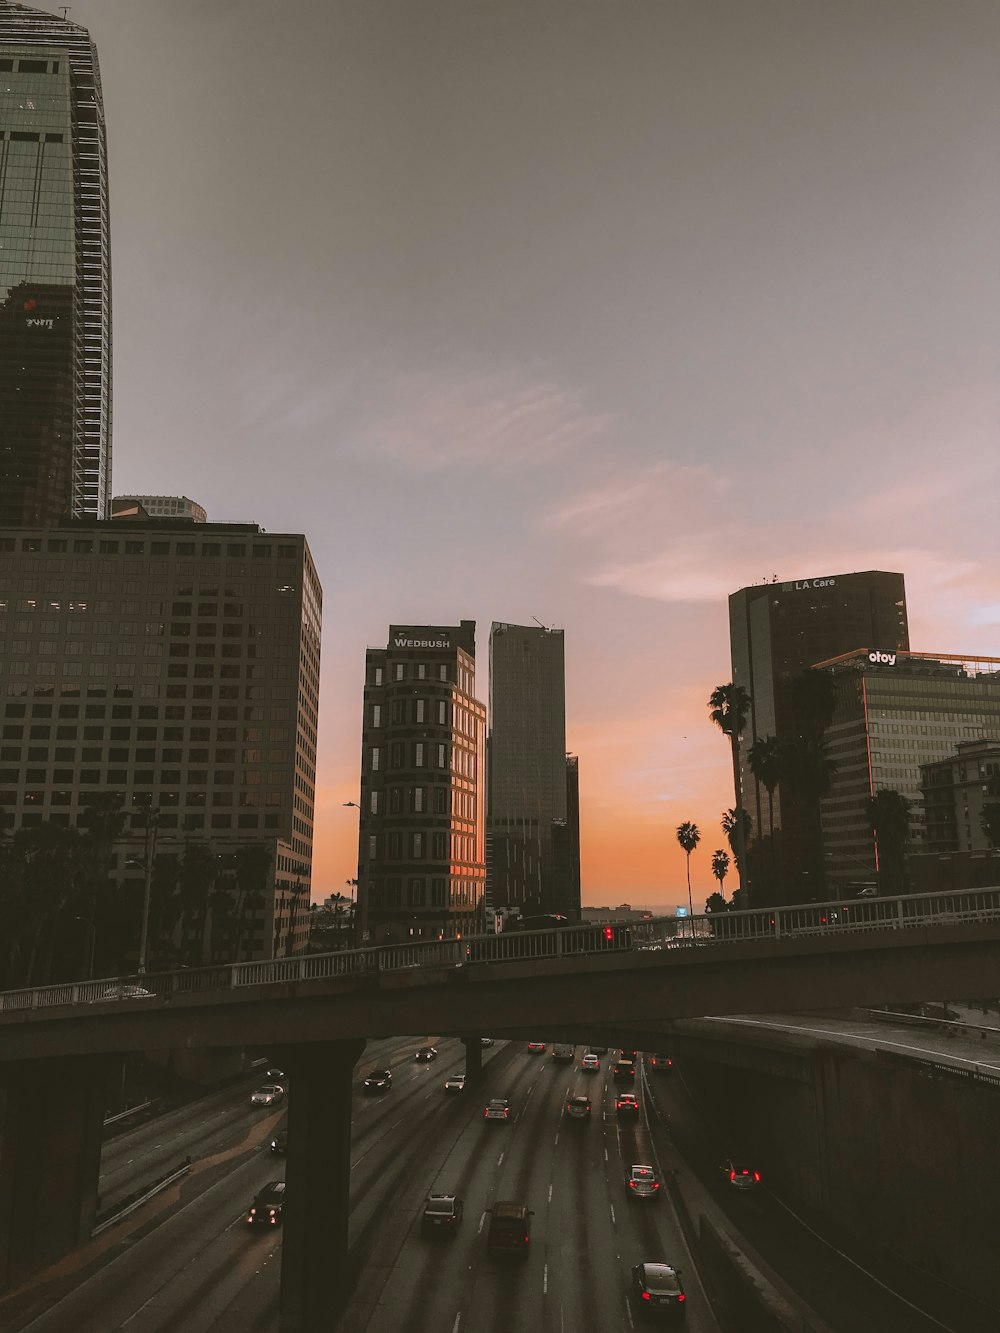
[
  {"x1": 677, "y1": 1293, "x2": 686, "y2": 1302},
  {"x1": 651, "y1": 1181, "x2": 660, "y2": 1189},
  {"x1": 629, "y1": 1180, "x2": 637, "y2": 1188},
  {"x1": 641, "y1": 1292, "x2": 651, "y2": 1301},
  {"x1": 729, "y1": 1170, "x2": 736, "y2": 1181},
  {"x1": 503, "y1": 1108, "x2": 509, "y2": 1117},
  {"x1": 523, "y1": 1235, "x2": 529, "y2": 1243},
  {"x1": 754, "y1": 1171, "x2": 761, "y2": 1182}
]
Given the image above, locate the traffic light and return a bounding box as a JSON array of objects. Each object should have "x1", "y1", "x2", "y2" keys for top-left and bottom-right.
[{"x1": 603, "y1": 926, "x2": 614, "y2": 942}]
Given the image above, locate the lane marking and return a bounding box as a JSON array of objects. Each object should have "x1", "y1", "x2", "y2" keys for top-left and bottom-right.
[
  {"x1": 604, "y1": 1147, "x2": 609, "y2": 1161},
  {"x1": 543, "y1": 1262, "x2": 548, "y2": 1294},
  {"x1": 478, "y1": 1211, "x2": 487, "y2": 1234},
  {"x1": 497, "y1": 1152, "x2": 504, "y2": 1166},
  {"x1": 452, "y1": 1314, "x2": 462, "y2": 1333},
  {"x1": 625, "y1": 1295, "x2": 634, "y2": 1328},
  {"x1": 610, "y1": 1203, "x2": 616, "y2": 1225},
  {"x1": 548, "y1": 1184, "x2": 553, "y2": 1203}
]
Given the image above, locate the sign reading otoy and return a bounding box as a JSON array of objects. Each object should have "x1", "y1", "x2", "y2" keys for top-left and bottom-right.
[{"x1": 868, "y1": 650, "x2": 897, "y2": 666}]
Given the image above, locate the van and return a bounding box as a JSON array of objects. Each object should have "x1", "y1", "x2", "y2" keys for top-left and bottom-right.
[
  {"x1": 487, "y1": 1201, "x2": 533, "y2": 1258},
  {"x1": 612, "y1": 1059, "x2": 636, "y2": 1084}
]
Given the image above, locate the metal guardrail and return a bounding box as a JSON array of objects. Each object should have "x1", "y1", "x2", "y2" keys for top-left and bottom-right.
[{"x1": 1, "y1": 885, "x2": 999, "y2": 1018}]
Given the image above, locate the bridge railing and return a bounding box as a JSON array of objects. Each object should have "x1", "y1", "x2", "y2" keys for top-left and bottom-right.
[{"x1": 1, "y1": 885, "x2": 999, "y2": 1016}]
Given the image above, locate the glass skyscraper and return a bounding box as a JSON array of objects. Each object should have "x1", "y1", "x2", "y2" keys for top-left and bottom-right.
[{"x1": 0, "y1": 4, "x2": 111, "y2": 525}]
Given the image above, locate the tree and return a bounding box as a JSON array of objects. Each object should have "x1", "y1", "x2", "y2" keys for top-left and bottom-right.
[
  {"x1": 676, "y1": 821, "x2": 701, "y2": 921},
  {"x1": 721, "y1": 807, "x2": 753, "y2": 872},
  {"x1": 704, "y1": 891, "x2": 728, "y2": 914},
  {"x1": 711, "y1": 848, "x2": 730, "y2": 898},
  {"x1": 709, "y1": 684, "x2": 752, "y2": 903},
  {"x1": 747, "y1": 735, "x2": 782, "y2": 848},
  {"x1": 867, "y1": 789, "x2": 912, "y2": 896}
]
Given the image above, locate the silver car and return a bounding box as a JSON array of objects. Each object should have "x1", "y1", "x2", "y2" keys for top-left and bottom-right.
[{"x1": 250, "y1": 1083, "x2": 285, "y2": 1107}]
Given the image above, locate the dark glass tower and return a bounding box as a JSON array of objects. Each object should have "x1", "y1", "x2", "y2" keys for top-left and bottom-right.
[
  {"x1": 0, "y1": 4, "x2": 112, "y2": 524},
  {"x1": 729, "y1": 570, "x2": 908, "y2": 902},
  {"x1": 487, "y1": 622, "x2": 580, "y2": 919}
]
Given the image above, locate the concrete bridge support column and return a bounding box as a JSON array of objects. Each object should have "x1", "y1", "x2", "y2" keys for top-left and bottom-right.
[
  {"x1": 461, "y1": 1034, "x2": 484, "y2": 1085},
  {"x1": 0, "y1": 1054, "x2": 112, "y2": 1293},
  {"x1": 278, "y1": 1037, "x2": 366, "y2": 1333}
]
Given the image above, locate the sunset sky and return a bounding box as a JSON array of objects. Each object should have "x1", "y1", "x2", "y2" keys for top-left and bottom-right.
[{"x1": 69, "y1": 0, "x2": 999, "y2": 906}]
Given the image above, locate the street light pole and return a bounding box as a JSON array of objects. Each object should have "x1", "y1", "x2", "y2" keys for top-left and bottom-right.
[
  {"x1": 136, "y1": 808, "x2": 160, "y2": 974},
  {"x1": 343, "y1": 801, "x2": 367, "y2": 947}
]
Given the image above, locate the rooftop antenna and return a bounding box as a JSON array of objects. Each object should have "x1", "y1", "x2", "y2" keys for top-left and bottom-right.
[
  {"x1": 532, "y1": 616, "x2": 550, "y2": 631},
  {"x1": 60, "y1": 6, "x2": 70, "y2": 17}
]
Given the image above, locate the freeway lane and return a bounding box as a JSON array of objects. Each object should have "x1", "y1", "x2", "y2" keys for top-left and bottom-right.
[
  {"x1": 11, "y1": 1035, "x2": 494, "y2": 1333},
  {"x1": 346, "y1": 1046, "x2": 717, "y2": 1333}
]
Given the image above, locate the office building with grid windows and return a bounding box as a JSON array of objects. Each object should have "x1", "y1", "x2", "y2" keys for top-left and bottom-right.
[
  {"x1": 355, "y1": 622, "x2": 486, "y2": 945},
  {"x1": 817, "y1": 651, "x2": 1000, "y2": 895},
  {"x1": 0, "y1": 4, "x2": 112, "y2": 525},
  {"x1": 0, "y1": 521, "x2": 321, "y2": 961}
]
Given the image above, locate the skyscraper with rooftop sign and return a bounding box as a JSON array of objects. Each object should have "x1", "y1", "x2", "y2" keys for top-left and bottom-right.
[{"x1": 0, "y1": 3, "x2": 112, "y2": 525}]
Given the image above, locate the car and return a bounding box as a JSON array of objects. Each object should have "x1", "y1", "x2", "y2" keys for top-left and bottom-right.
[
  {"x1": 269, "y1": 1128, "x2": 287, "y2": 1154},
  {"x1": 619, "y1": 1049, "x2": 638, "y2": 1061},
  {"x1": 414, "y1": 1046, "x2": 439, "y2": 1062},
  {"x1": 719, "y1": 1159, "x2": 761, "y2": 1191},
  {"x1": 265, "y1": 1067, "x2": 285, "y2": 1081},
  {"x1": 616, "y1": 1092, "x2": 640, "y2": 1117},
  {"x1": 565, "y1": 1095, "x2": 591, "y2": 1121},
  {"x1": 363, "y1": 1069, "x2": 392, "y2": 1093},
  {"x1": 627, "y1": 1164, "x2": 662, "y2": 1199},
  {"x1": 250, "y1": 1084, "x2": 285, "y2": 1107},
  {"x1": 444, "y1": 1072, "x2": 467, "y2": 1093},
  {"x1": 480, "y1": 1037, "x2": 495, "y2": 1047},
  {"x1": 631, "y1": 1262, "x2": 686, "y2": 1317},
  {"x1": 96, "y1": 984, "x2": 154, "y2": 1001},
  {"x1": 581, "y1": 1052, "x2": 602, "y2": 1071},
  {"x1": 246, "y1": 1181, "x2": 286, "y2": 1228},
  {"x1": 589, "y1": 1045, "x2": 608, "y2": 1055},
  {"x1": 421, "y1": 1193, "x2": 464, "y2": 1236},
  {"x1": 526, "y1": 1041, "x2": 546, "y2": 1054},
  {"x1": 650, "y1": 1054, "x2": 674, "y2": 1073},
  {"x1": 613, "y1": 1060, "x2": 636, "y2": 1084},
  {"x1": 486, "y1": 1201, "x2": 533, "y2": 1258},
  {"x1": 485, "y1": 1098, "x2": 511, "y2": 1123},
  {"x1": 551, "y1": 1044, "x2": 575, "y2": 1062}
]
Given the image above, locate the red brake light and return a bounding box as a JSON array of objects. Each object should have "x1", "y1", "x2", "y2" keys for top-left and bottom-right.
[
  {"x1": 629, "y1": 1181, "x2": 636, "y2": 1188},
  {"x1": 729, "y1": 1170, "x2": 736, "y2": 1181},
  {"x1": 754, "y1": 1171, "x2": 761, "y2": 1182},
  {"x1": 641, "y1": 1291, "x2": 651, "y2": 1301},
  {"x1": 677, "y1": 1293, "x2": 686, "y2": 1302},
  {"x1": 651, "y1": 1181, "x2": 660, "y2": 1189},
  {"x1": 503, "y1": 1108, "x2": 509, "y2": 1117}
]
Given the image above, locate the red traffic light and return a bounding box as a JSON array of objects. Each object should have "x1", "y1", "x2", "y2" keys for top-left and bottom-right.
[{"x1": 603, "y1": 926, "x2": 614, "y2": 940}]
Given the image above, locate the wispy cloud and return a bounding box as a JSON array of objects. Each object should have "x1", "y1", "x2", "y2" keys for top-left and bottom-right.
[{"x1": 357, "y1": 365, "x2": 611, "y2": 472}]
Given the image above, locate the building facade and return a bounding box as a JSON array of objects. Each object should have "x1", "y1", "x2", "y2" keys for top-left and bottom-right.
[
  {"x1": 921, "y1": 738, "x2": 1000, "y2": 854},
  {"x1": 818, "y1": 652, "x2": 1000, "y2": 894},
  {"x1": 487, "y1": 622, "x2": 579, "y2": 920},
  {"x1": 0, "y1": 5, "x2": 112, "y2": 525},
  {"x1": 356, "y1": 622, "x2": 486, "y2": 944},
  {"x1": 729, "y1": 570, "x2": 908, "y2": 900},
  {"x1": 0, "y1": 520, "x2": 321, "y2": 961},
  {"x1": 113, "y1": 496, "x2": 207, "y2": 523}
]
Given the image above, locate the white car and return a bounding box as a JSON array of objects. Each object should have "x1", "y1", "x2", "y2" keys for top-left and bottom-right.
[
  {"x1": 444, "y1": 1072, "x2": 466, "y2": 1093},
  {"x1": 581, "y1": 1052, "x2": 601, "y2": 1071},
  {"x1": 251, "y1": 1084, "x2": 285, "y2": 1108}
]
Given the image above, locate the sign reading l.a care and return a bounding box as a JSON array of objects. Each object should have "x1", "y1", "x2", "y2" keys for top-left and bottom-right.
[{"x1": 781, "y1": 576, "x2": 837, "y2": 591}]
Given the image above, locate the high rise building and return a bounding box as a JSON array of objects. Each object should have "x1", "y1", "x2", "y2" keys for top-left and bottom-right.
[
  {"x1": 729, "y1": 571, "x2": 908, "y2": 901},
  {"x1": 113, "y1": 496, "x2": 208, "y2": 523},
  {"x1": 0, "y1": 4, "x2": 112, "y2": 526},
  {"x1": 487, "y1": 622, "x2": 579, "y2": 919},
  {"x1": 0, "y1": 520, "x2": 321, "y2": 961},
  {"x1": 355, "y1": 622, "x2": 486, "y2": 944},
  {"x1": 818, "y1": 651, "x2": 1000, "y2": 894}
]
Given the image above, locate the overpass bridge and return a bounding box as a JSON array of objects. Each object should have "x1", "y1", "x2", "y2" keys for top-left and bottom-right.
[{"x1": 2, "y1": 884, "x2": 999, "y2": 1330}]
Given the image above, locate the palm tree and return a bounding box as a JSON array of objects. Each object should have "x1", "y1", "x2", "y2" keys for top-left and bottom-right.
[
  {"x1": 676, "y1": 821, "x2": 701, "y2": 922},
  {"x1": 711, "y1": 848, "x2": 730, "y2": 899},
  {"x1": 867, "y1": 789, "x2": 912, "y2": 896},
  {"x1": 747, "y1": 736, "x2": 782, "y2": 848},
  {"x1": 708, "y1": 684, "x2": 752, "y2": 903}
]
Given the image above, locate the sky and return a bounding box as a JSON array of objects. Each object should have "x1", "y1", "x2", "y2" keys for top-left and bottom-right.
[{"x1": 64, "y1": 0, "x2": 999, "y2": 906}]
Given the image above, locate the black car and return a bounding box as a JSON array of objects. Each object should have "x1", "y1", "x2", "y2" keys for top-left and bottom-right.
[
  {"x1": 414, "y1": 1046, "x2": 439, "y2": 1062},
  {"x1": 363, "y1": 1069, "x2": 392, "y2": 1093},
  {"x1": 246, "y1": 1181, "x2": 286, "y2": 1228},
  {"x1": 421, "y1": 1193, "x2": 464, "y2": 1236},
  {"x1": 632, "y1": 1262, "x2": 686, "y2": 1318},
  {"x1": 650, "y1": 1054, "x2": 674, "y2": 1073},
  {"x1": 269, "y1": 1128, "x2": 287, "y2": 1154},
  {"x1": 564, "y1": 1095, "x2": 591, "y2": 1121}
]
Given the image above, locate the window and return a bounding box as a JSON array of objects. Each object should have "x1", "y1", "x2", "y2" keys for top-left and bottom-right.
[
  {"x1": 415, "y1": 699, "x2": 425, "y2": 723},
  {"x1": 412, "y1": 832, "x2": 423, "y2": 858},
  {"x1": 407, "y1": 879, "x2": 425, "y2": 907},
  {"x1": 434, "y1": 786, "x2": 448, "y2": 814},
  {"x1": 368, "y1": 834, "x2": 377, "y2": 859},
  {"x1": 413, "y1": 786, "x2": 424, "y2": 813},
  {"x1": 370, "y1": 791, "x2": 379, "y2": 814},
  {"x1": 371, "y1": 746, "x2": 380, "y2": 772},
  {"x1": 371, "y1": 704, "x2": 381, "y2": 728},
  {"x1": 437, "y1": 700, "x2": 447, "y2": 725},
  {"x1": 437, "y1": 743, "x2": 447, "y2": 768},
  {"x1": 373, "y1": 666, "x2": 383, "y2": 686},
  {"x1": 414, "y1": 742, "x2": 424, "y2": 767},
  {"x1": 395, "y1": 663, "x2": 404, "y2": 681}
]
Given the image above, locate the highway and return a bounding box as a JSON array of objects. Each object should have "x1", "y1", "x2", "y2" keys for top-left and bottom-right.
[{"x1": 8, "y1": 1035, "x2": 998, "y2": 1332}]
